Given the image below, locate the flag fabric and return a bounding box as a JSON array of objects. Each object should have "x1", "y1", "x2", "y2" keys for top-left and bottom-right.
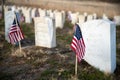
[
  {"x1": 8, "y1": 18, "x2": 24, "y2": 44},
  {"x1": 71, "y1": 24, "x2": 85, "y2": 62}
]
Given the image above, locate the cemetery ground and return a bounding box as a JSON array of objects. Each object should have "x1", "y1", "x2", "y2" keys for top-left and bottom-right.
[{"x1": 0, "y1": 19, "x2": 120, "y2": 80}]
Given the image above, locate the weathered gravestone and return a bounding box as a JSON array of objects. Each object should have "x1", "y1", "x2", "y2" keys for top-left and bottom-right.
[
  {"x1": 93, "y1": 13, "x2": 97, "y2": 19},
  {"x1": 31, "y1": 8, "x2": 36, "y2": 18},
  {"x1": 5, "y1": 11, "x2": 15, "y2": 42},
  {"x1": 20, "y1": 7, "x2": 26, "y2": 20},
  {"x1": 17, "y1": 6, "x2": 22, "y2": 11},
  {"x1": 24, "y1": 8, "x2": 32, "y2": 23},
  {"x1": 114, "y1": 16, "x2": 120, "y2": 26},
  {"x1": 80, "y1": 19, "x2": 116, "y2": 73},
  {"x1": 55, "y1": 11, "x2": 64, "y2": 29},
  {"x1": 21, "y1": 6, "x2": 27, "y2": 14},
  {"x1": 102, "y1": 13, "x2": 109, "y2": 20},
  {"x1": 38, "y1": 9, "x2": 46, "y2": 17},
  {"x1": 84, "y1": 12, "x2": 87, "y2": 17},
  {"x1": 78, "y1": 15, "x2": 85, "y2": 26},
  {"x1": 71, "y1": 12, "x2": 79, "y2": 24},
  {"x1": 46, "y1": 9, "x2": 52, "y2": 16},
  {"x1": 49, "y1": 11, "x2": 54, "y2": 19},
  {"x1": 67, "y1": 11, "x2": 72, "y2": 21},
  {"x1": 34, "y1": 17, "x2": 56, "y2": 48},
  {"x1": 11, "y1": 5, "x2": 16, "y2": 12},
  {"x1": 87, "y1": 15, "x2": 93, "y2": 21},
  {"x1": 4, "y1": 6, "x2": 9, "y2": 13}
]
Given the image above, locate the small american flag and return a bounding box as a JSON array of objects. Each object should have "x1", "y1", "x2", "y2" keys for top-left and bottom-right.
[
  {"x1": 71, "y1": 24, "x2": 85, "y2": 62},
  {"x1": 8, "y1": 19, "x2": 24, "y2": 44}
]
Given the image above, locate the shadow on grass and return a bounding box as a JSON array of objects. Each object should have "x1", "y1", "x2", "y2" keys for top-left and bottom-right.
[{"x1": 0, "y1": 72, "x2": 13, "y2": 80}]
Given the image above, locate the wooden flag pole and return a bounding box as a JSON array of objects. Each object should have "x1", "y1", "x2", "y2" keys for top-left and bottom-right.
[
  {"x1": 18, "y1": 40, "x2": 22, "y2": 53},
  {"x1": 75, "y1": 54, "x2": 78, "y2": 80},
  {"x1": 14, "y1": 12, "x2": 22, "y2": 53}
]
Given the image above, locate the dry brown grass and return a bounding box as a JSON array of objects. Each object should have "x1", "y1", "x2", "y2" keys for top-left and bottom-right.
[{"x1": 6, "y1": 0, "x2": 120, "y2": 17}]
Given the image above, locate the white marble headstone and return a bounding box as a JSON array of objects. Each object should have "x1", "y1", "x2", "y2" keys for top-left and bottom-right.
[
  {"x1": 21, "y1": 6, "x2": 27, "y2": 14},
  {"x1": 5, "y1": 11, "x2": 15, "y2": 42},
  {"x1": 80, "y1": 20, "x2": 116, "y2": 73},
  {"x1": 39, "y1": 9, "x2": 46, "y2": 17},
  {"x1": 17, "y1": 6, "x2": 22, "y2": 11},
  {"x1": 102, "y1": 14, "x2": 109, "y2": 20},
  {"x1": 67, "y1": 11, "x2": 72, "y2": 21},
  {"x1": 49, "y1": 11, "x2": 55, "y2": 19},
  {"x1": 24, "y1": 8, "x2": 32, "y2": 23},
  {"x1": 55, "y1": 11, "x2": 64, "y2": 28},
  {"x1": 34, "y1": 17, "x2": 56, "y2": 48},
  {"x1": 93, "y1": 13, "x2": 97, "y2": 19},
  {"x1": 46, "y1": 9, "x2": 52, "y2": 16},
  {"x1": 71, "y1": 12, "x2": 79, "y2": 24},
  {"x1": 78, "y1": 15, "x2": 85, "y2": 26},
  {"x1": 31, "y1": 8, "x2": 36, "y2": 18},
  {"x1": 83, "y1": 12, "x2": 87, "y2": 17},
  {"x1": 114, "y1": 16, "x2": 120, "y2": 26},
  {"x1": 4, "y1": 6, "x2": 9, "y2": 13},
  {"x1": 87, "y1": 15, "x2": 93, "y2": 21},
  {"x1": 21, "y1": 7, "x2": 27, "y2": 16},
  {"x1": 11, "y1": 6, "x2": 16, "y2": 12}
]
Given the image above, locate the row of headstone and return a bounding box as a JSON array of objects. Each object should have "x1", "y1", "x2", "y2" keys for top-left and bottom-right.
[
  {"x1": 4, "y1": 5, "x2": 120, "y2": 27},
  {"x1": 4, "y1": 5, "x2": 24, "y2": 23},
  {"x1": 4, "y1": 5, "x2": 67, "y2": 29},
  {"x1": 67, "y1": 11, "x2": 98, "y2": 26},
  {"x1": 68, "y1": 11, "x2": 120, "y2": 26}
]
